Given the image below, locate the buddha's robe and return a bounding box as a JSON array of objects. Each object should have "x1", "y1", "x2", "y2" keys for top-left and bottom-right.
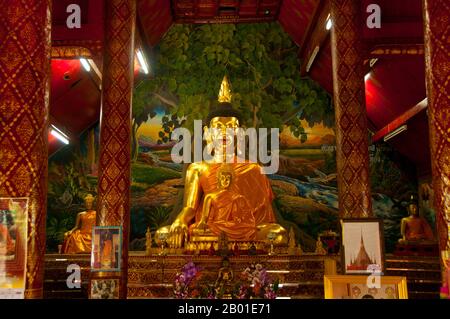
[
  {"x1": 0, "y1": 223, "x2": 15, "y2": 255},
  {"x1": 62, "y1": 210, "x2": 96, "y2": 254},
  {"x1": 189, "y1": 163, "x2": 276, "y2": 241}
]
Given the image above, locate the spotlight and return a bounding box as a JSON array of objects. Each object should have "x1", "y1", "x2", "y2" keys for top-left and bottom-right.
[
  {"x1": 80, "y1": 58, "x2": 91, "y2": 72},
  {"x1": 383, "y1": 125, "x2": 407, "y2": 142},
  {"x1": 50, "y1": 125, "x2": 69, "y2": 145},
  {"x1": 137, "y1": 49, "x2": 149, "y2": 74},
  {"x1": 306, "y1": 46, "x2": 320, "y2": 72},
  {"x1": 325, "y1": 14, "x2": 332, "y2": 30}
]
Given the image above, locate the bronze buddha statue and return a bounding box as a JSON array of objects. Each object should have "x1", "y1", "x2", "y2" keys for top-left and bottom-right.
[
  {"x1": 156, "y1": 76, "x2": 287, "y2": 248},
  {"x1": 398, "y1": 196, "x2": 434, "y2": 244}
]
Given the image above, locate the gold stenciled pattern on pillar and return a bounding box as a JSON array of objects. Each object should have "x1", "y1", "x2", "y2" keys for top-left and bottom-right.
[
  {"x1": 0, "y1": 0, "x2": 51, "y2": 298},
  {"x1": 330, "y1": 0, "x2": 372, "y2": 218},
  {"x1": 423, "y1": 0, "x2": 450, "y2": 254},
  {"x1": 96, "y1": 0, "x2": 135, "y2": 298}
]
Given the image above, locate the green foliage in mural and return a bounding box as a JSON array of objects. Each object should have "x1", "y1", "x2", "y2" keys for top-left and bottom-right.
[
  {"x1": 370, "y1": 143, "x2": 417, "y2": 200},
  {"x1": 133, "y1": 23, "x2": 333, "y2": 157}
]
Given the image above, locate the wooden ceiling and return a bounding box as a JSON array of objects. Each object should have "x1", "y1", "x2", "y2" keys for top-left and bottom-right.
[{"x1": 171, "y1": 0, "x2": 282, "y2": 23}]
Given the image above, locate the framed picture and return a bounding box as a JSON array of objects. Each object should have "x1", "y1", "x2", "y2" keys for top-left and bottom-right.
[
  {"x1": 0, "y1": 198, "x2": 29, "y2": 299},
  {"x1": 91, "y1": 226, "x2": 122, "y2": 272},
  {"x1": 324, "y1": 275, "x2": 408, "y2": 299},
  {"x1": 90, "y1": 278, "x2": 120, "y2": 299},
  {"x1": 340, "y1": 218, "x2": 385, "y2": 274}
]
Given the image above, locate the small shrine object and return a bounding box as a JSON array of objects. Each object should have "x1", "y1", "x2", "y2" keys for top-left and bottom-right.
[
  {"x1": 288, "y1": 227, "x2": 297, "y2": 255},
  {"x1": 248, "y1": 242, "x2": 257, "y2": 256},
  {"x1": 208, "y1": 242, "x2": 216, "y2": 256},
  {"x1": 318, "y1": 230, "x2": 340, "y2": 254},
  {"x1": 233, "y1": 242, "x2": 240, "y2": 256},
  {"x1": 315, "y1": 237, "x2": 327, "y2": 255},
  {"x1": 145, "y1": 227, "x2": 152, "y2": 256}
]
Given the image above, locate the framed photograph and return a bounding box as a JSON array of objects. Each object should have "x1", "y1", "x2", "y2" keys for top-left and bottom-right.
[
  {"x1": 91, "y1": 226, "x2": 122, "y2": 272},
  {"x1": 324, "y1": 275, "x2": 408, "y2": 299},
  {"x1": 340, "y1": 218, "x2": 385, "y2": 274},
  {"x1": 90, "y1": 278, "x2": 119, "y2": 299},
  {"x1": 0, "y1": 198, "x2": 29, "y2": 299}
]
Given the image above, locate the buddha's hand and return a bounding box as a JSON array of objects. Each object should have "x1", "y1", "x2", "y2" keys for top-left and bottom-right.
[
  {"x1": 169, "y1": 219, "x2": 188, "y2": 248},
  {"x1": 64, "y1": 230, "x2": 72, "y2": 239}
]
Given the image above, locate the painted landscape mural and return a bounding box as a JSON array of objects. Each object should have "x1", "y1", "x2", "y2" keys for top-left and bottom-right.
[{"x1": 46, "y1": 23, "x2": 428, "y2": 254}]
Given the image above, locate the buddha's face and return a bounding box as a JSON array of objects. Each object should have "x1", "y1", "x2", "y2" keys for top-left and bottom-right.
[
  {"x1": 219, "y1": 172, "x2": 232, "y2": 189},
  {"x1": 85, "y1": 196, "x2": 94, "y2": 210},
  {"x1": 408, "y1": 203, "x2": 418, "y2": 216},
  {"x1": 208, "y1": 116, "x2": 239, "y2": 151}
]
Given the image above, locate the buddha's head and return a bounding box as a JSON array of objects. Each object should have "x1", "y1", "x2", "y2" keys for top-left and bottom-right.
[
  {"x1": 204, "y1": 76, "x2": 243, "y2": 159},
  {"x1": 204, "y1": 102, "x2": 242, "y2": 157},
  {"x1": 407, "y1": 196, "x2": 419, "y2": 217},
  {"x1": 84, "y1": 194, "x2": 95, "y2": 210},
  {"x1": 222, "y1": 257, "x2": 230, "y2": 268},
  {"x1": 408, "y1": 203, "x2": 419, "y2": 217}
]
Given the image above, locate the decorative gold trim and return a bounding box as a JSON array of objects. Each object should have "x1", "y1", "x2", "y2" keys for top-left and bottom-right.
[{"x1": 324, "y1": 275, "x2": 408, "y2": 299}]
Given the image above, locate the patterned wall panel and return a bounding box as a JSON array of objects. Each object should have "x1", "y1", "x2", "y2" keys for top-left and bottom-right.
[{"x1": 0, "y1": 0, "x2": 51, "y2": 298}]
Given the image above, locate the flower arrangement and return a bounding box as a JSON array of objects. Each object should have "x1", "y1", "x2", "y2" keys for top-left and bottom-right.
[
  {"x1": 235, "y1": 263, "x2": 278, "y2": 299},
  {"x1": 173, "y1": 261, "x2": 278, "y2": 299},
  {"x1": 174, "y1": 261, "x2": 216, "y2": 299},
  {"x1": 174, "y1": 261, "x2": 201, "y2": 298}
]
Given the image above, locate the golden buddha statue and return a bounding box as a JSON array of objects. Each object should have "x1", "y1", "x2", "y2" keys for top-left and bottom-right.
[
  {"x1": 156, "y1": 76, "x2": 287, "y2": 248},
  {"x1": 62, "y1": 194, "x2": 96, "y2": 254},
  {"x1": 398, "y1": 196, "x2": 434, "y2": 244}
]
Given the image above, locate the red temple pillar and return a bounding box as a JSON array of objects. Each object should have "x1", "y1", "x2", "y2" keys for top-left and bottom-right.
[
  {"x1": 423, "y1": 0, "x2": 450, "y2": 276},
  {"x1": 94, "y1": 0, "x2": 135, "y2": 299},
  {"x1": 0, "y1": 0, "x2": 51, "y2": 298},
  {"x1": 330, "y1": 0, "x2": 373, "y2": 218}
]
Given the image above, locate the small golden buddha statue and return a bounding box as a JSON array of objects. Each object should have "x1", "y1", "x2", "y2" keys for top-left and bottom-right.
[
  {"x1": 315, "y1": 237, "x2": 327, "y2": 255},
  {"x1": 156, "y1": 76, "x2": 287, "y2": 248},
  {"x1": 398, "y1": 196, "x2": 434, "y2": 244},
  {"x1": 62, "y1": 194, "x2": 96, "y2": 254},
  {"x1": 215, "y1": 257, "x2": 234, "y2": 296}
]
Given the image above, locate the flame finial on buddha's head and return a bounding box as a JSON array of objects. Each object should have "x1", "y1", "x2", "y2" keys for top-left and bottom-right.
[{"x1": 218, "y1": 75, "x2": 232, "y2": 103}]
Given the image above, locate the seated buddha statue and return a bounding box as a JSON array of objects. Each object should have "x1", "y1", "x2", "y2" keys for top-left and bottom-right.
[
  {"x1": 215, "y1": 257, "x2": 234, "y2": 297},
  {"x1": 61, "y1": 194, "x2": 96, "y2": 254},
  {"x1": 398, "y1": 196, "x2": 434, "y2": 244},
  {"x1": 156, "y1": 76, "x2": 287, "y2": 248}
]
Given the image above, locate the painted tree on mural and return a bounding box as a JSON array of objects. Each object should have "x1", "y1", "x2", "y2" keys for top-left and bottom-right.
[{"x1": 132, "y1": 22, "x2": 333, "y2": 159}]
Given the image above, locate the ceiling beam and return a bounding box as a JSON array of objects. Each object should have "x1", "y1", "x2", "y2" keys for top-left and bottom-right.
[
  {"x1": 372, "y1": 98, "x2": 428, "y2": 143},
  {"x1": 299, "y1": 0, "x2": 330, "y2": 76}
]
